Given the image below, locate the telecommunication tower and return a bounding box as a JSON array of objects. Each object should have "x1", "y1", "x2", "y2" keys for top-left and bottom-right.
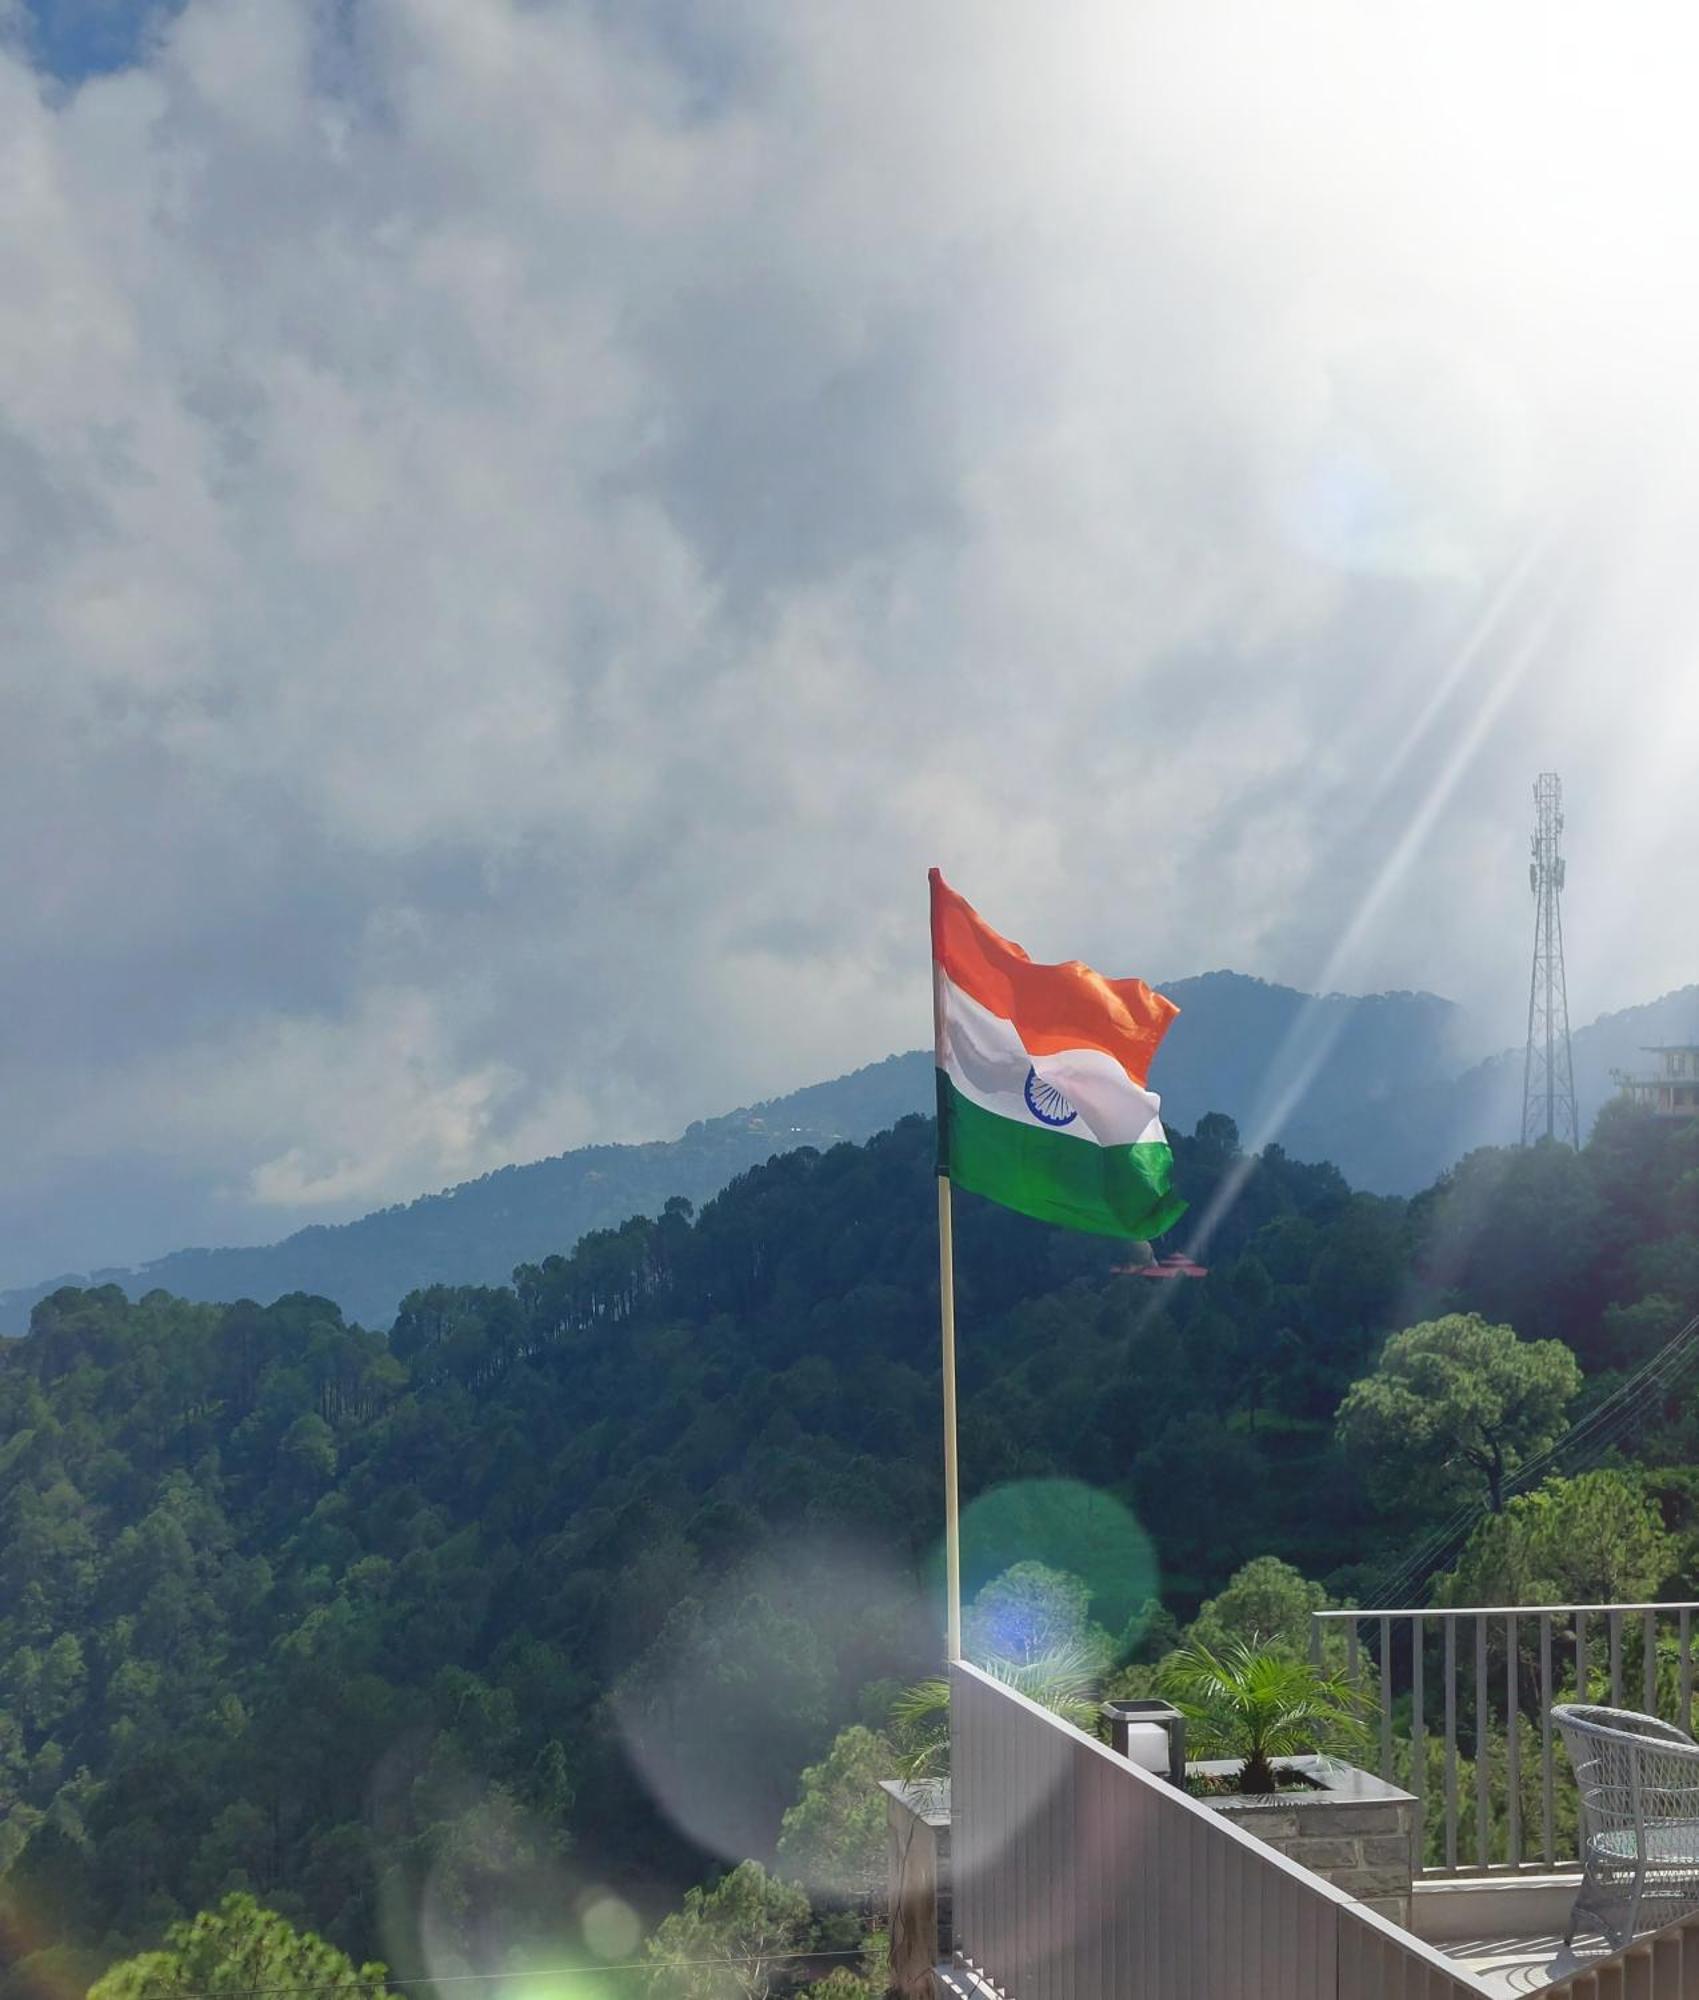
[{"x1": 1521, "y1": 772, "x2": 1578, "y2": 1148}]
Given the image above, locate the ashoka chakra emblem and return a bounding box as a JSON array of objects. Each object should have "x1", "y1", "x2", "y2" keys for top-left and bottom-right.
[{"x1": 1024, "y1": 1067, "x2": 1078, "y2": 1128}]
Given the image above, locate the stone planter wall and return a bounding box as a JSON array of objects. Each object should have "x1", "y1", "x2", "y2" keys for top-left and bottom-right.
[
  {"x1": 1196, "y1": 1756, "x2": 1416, "y2": 1929},
  {"x1": 881, "y1": 1779, "x2": 950, "y2": 2000}
]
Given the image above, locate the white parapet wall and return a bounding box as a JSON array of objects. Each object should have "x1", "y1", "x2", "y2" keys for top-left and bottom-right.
[{"x1": 1411, "y1": 1872, "x2": 1584, "y2": 1944}]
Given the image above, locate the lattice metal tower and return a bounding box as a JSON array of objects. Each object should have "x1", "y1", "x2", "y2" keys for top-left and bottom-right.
[{"x1": 1521, "y1": 771, "x2": 1578, "y2": 1148}]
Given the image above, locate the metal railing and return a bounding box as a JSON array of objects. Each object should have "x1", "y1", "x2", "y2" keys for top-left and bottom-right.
[
  {"x1": 949, "y1": 1659, "x2": 1491, "y2": 2000},
  {"x1": 1312, "y1": 1602, "x2": 1699, "y2": 1878}
]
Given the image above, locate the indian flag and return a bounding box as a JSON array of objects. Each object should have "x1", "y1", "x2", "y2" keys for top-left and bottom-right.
[{"x1": 931, "y1": 869, "x2": 1186, "y2": 1241}]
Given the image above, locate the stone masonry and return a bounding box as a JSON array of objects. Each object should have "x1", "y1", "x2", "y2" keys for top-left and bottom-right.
[{"x1": 1195, "y1": 1756, "x2": 1417, "y2": 1929}]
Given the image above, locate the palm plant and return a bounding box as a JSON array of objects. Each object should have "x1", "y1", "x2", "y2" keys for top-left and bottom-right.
[
  {"x1": 890, "y1": 1640, "x2": 1104, "y2": 1780},
  {"x1": 1160, "y1": 1639, "x2": 1368, "y2": 1795}
]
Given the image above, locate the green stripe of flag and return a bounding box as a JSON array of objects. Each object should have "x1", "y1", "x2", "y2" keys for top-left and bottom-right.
[{"x1": 936, "y1": 1071, "x2": 1186, "y2": 1241}]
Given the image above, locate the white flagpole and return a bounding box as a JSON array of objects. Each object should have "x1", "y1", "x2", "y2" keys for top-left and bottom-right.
[
  {"x1": 937, "y1": 1170, "x2": 962, "y2": 1662},
  {"x1": 930, "y1": 874, "x2": 963, "y2": 1663}
]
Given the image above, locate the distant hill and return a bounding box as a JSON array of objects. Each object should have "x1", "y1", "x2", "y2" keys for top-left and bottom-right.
[
  {"x1": 1364, "y1": 983, "x2": 1699, "y2": 1180},
  {"x1": 1147, "y1": 971, "x2": 1469, "y2": 1190},
  {"x1": 8, "y1": 973, "x2": 1692, "y2": 1332},
  {"x1": 1149, "y1": 978, "x2": 1699, "y2": 1194},
  {"x1": 0, "y1": 1053, "x2": 934, "y2": 1333}
]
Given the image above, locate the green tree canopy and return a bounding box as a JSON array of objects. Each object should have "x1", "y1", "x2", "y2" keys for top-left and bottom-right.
[
  {"x1": 1438, "y1": 1470, "x2": 1677, "y2": 1607},
  {"x1": 6, "y1": 1098, "x2": 1695, "y2": 1977},
  {"x1": 88, "y1": 1894, "x2": 386, "y2": 2000},
  {"x1": 1186, "y1": 1557, "x2": 1333, "y2": 1659},
  {"x1": 774, "y1": 1725, "x2": 890, "y2": 1908},
  {"x1": 962, "y1": 1562, "x2": 1113, "y2": 1669},
  {"x1": 1335, "y1": 1313, "x2": 1581, "y2": 1513},
  {"x1": 645, "y1": 1860, "x2": 813, "y2": 2000}
]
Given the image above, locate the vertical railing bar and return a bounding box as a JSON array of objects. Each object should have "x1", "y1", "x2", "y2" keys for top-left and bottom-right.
[
  {"x1": 949, "y1": 1674, "x2": 961, "y2": 1973},
  {"x1": 1476, "y1": 1613, "x2": 1491, "y2": 1870},
  {"x1": 1076, "y1": 1742, "x2": 1092, "y2": 2000},
  {"x1": 1445, "y1": 1615, "x2": 1459, "y2": 1873},
  {"x1": 979, "y1": 1672, "x2": 991, "y2": 1984},
  {"x1": 977, "y1": 1676, "x2": 992, "y2": 1992},
  {"x1": 952, "y1": 1669, "x2": 968, "y2": 1974},
  {"x1": 1348, "y1": 1622, "x2": 1360, "y2": 1696},
  {"x1": 1011, "y1": 1680, "x2": 1023, "y2": 2000},
  {"x1": 981, "y1": 1673, "x2": 995, "y2": 1985},
  {"x1": 1380, "y1": 1614, "x2": 1394, "y2": 1780},
  {"x1": 981, "y1": 1671, "x2": 992, "y2": 1979},
  {"x1": 1411, "y1": 1614, "x2": 1426, "y2": 1876},
  {"x1": 1025, "y1": 1690, "x2": 1041, "y2": 2000},
  {"x1": 1061, "y1": 1719, "x2": 1073, "y2": 2000},
  {"x1": 1201, "y1": 1765, "x2": 1218, "y2": 2000},
  {"x1": 967, "y1": 1669, "x2": 979, "y2": 1977},
  {"x1": 1577, "y1": 1607, "x2": 1589, "y2": 1708},
  {"x1": 1507, "y1": 1613, "x2": 1521, "y2": 1868},
  {"x1": 1682, "y1": 1609, "x2": 1693, "y2": 1736},
  {"x1": 1310, "y1": 1614, "x2": 1322, "y2": 1669},
  {"x1": 999, "y1": 1677, "x2": 1013, "y2": 1991},
  {"x1": 966, "y1": 1668, "x2": 975, "y2": 1975},
  {"x1": 1645, "y1": 1608, "x2": 1658, "y2": 1716},
  {"x1": 1154, "y1": 1762, "x2": 1173, "y2": 2000},
  {"x1": 1055, "y1": 1720, "x2": 1063, "y2": 2000},
  {"x1": 1035, "y1": 1695, "x2": 1051, "y2": 2000},
  {"x1": 1095, "y1": 1743, "x2": 1110, "y2": 2000},
  {"x1": 1610, "y1": 1608, "x2": 1624, "y2": 1707},
  {"x1": 1541, "y1": 1610, "x2": 1555, "y2": 1867}
]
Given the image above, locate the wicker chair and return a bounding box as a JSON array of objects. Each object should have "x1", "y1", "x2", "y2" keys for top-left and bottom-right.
[{"x1": 1553, "y1": 1703, "x2": 1699, "y2": 1949}]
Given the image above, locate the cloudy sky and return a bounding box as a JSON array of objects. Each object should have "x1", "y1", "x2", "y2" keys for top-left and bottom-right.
[{"x1": 2, "y1": 0, "x2": 1697, "y2": 1286}]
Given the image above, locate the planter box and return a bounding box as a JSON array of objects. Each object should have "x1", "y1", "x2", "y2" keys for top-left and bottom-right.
[{"x1": 1192, "y1": 1756, "x2": 1416, "y2": 1930}]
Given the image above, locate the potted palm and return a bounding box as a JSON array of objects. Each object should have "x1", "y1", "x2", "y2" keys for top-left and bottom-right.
[
  {"x1": 1155, "y1": 1640, "x2": 1417, "y2": 1926},
  {"x1": 1160, "y1": 1638, "x2": 1368, "y2": 1793}
]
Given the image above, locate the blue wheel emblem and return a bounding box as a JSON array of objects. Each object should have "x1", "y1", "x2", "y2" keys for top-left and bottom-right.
[{"x1": 1023, "y1": 1068, "x2": 1078, "y2": 1128}]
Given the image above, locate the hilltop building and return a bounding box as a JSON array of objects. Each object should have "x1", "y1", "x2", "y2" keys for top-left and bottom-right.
[{"x1": 1617, "y1": 1045, "x2": 1699, "y2": 1119}]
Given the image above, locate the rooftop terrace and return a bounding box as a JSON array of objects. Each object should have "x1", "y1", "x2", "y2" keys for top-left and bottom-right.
[{"x1": 899, "y1": 1602, "x2": 1699, "y2": 2000}]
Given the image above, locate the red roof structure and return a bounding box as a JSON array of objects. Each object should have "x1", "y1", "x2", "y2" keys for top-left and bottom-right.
[{"x1": 1129, "y1": 1252, "x2": 1208, "y2": 1280}]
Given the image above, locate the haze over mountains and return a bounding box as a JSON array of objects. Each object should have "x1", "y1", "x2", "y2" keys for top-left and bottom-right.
[{"x1": 5, "y1": 971, "x2": 1695, "y2": 1333}]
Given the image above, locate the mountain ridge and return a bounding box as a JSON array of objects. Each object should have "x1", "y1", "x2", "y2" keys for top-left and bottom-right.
[{"x1": 6, "y1": 971, "x2": 1694, "y2": 1332}]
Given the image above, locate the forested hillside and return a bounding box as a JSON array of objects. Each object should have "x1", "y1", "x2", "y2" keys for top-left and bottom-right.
[
  {"x1": 14, "y1": 977, "x2": 1696, "y2": 1341},
  {"x1": 0, "y1": 973, "x2": 1475, "y2": 1334},
  {"x1": 0, "y1": 1055, "x2": 935, "y2": 1334},
  {"x1": 2, "y1": 1102, "x2": 1698, "y2": 1999}
]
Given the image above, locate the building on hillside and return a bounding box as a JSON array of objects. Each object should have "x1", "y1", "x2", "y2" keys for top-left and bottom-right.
[
  {"x1": 1131, "y1": 1250, "x2": 1208, "y2": 1280},
  {"x1": 1616, "y1": 1045, "x2": 1699, "y2": 1119}
]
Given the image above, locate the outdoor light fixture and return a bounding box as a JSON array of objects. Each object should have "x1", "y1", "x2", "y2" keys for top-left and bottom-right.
[{"x1": 1101, "y1": 1697, "x2": 1187, "y2": 1786}]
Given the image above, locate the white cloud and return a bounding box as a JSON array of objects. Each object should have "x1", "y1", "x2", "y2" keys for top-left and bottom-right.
[{"x1": 4, "y1": 0, "x2": 1699, "y2": 1280}]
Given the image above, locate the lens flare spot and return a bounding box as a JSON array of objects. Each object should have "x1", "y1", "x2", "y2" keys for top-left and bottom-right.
[
  {"x1": 613, "y1": 1536, "x2": 930, "y2": 1864},
  {"x1": 930, "y1": 1478, "x2": 1160, "y2": 1647},
  {"x1": 511, "y1": 1974, "x2": 610, "y2": 2000},
  {"x1": 580, "y1": 1893, "x2": 642, "y2": 1962}
]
